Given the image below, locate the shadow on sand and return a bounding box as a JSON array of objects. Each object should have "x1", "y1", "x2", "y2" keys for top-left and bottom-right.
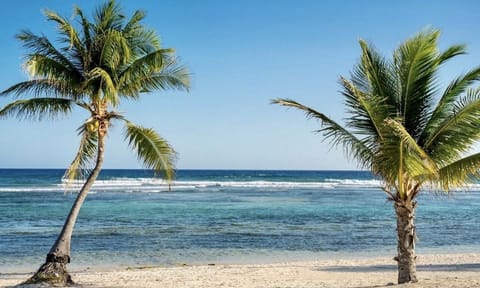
[{"x1": 318, "y1": 263, "x2": 480, "y2": 273}]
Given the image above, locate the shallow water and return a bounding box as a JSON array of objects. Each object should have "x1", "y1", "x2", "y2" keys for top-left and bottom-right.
[{"x1": 1, "y1": 169, "x2": 479, "y2": 270}]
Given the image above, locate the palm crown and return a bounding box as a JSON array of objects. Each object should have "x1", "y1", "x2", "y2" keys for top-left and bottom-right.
[
  {"x1": 275, "y1": 29, "x2": 480, "y2": 201},
  {"x1": 0, "y1": 1, "x2": 189, "y2": 180}
]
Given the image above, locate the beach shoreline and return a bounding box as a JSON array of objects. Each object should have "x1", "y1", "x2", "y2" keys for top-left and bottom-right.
[{"x1": 2, "y1": 252, "x2": 480, "y2": 288}]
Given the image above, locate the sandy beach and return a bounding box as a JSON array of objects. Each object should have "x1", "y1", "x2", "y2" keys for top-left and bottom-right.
[{"x1": 1, "y1": 253, "x2": 479, "y2": 288}]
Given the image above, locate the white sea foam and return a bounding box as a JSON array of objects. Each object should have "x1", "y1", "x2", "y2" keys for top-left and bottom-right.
[
  {"x1": 53, "y1": 179, "x2": 340, "y2": 191},
  {"x1": 2, "y1": 176, "x2": 480, "y2": 193},
  {"x1": 0, "y1": 187, "x2": 63, "y2": 192},
  {"x1": 324, "y1": 178, "x2": 383, "y2": 188},
  {"x1": 0, "y1": 178, "x2": 376, "y2": 192}
]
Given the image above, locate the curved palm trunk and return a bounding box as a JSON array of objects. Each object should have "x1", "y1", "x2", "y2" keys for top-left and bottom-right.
[
  {"x1": 24, "y1": 130, "x2": 106, "y2": 286},
  {"x1": 394, "y1": 199, "x2": 418, "y2": 284}
]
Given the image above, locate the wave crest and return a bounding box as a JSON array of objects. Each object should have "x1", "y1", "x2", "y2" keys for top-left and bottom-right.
[{"x1": 0, "y1": 177, "x2": 385, "y2": 192}]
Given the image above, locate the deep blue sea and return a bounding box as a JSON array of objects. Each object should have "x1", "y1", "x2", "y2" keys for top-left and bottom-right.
[{"x1": 1, "y1": 169, "x2": 479, "y2": 271}]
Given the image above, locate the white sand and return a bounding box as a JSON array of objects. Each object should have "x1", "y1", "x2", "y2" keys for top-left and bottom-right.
[{"x1": 1, "y1": 253, "x2": 480, "y2": 287}]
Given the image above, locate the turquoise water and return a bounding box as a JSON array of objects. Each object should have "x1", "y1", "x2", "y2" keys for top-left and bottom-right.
[{"x1": 0, "y1": 169, "x2": 479, "y2": 270}]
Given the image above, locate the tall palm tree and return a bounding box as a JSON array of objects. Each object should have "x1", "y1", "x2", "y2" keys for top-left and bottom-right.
[
  {"x1": 0, "y1": 1, "x2": 189, "y2": 285},
  {"x1": 273, "y1": 29, "x2": 480, "y2": 284}
]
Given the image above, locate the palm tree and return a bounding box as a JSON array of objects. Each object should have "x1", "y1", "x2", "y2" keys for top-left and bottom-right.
[
  {"x1": 0, "y1": 1, "x2": 189, "y2": 285},
  {"x1": 273, "y1": 29, "x2": 480, "y2": 284}
]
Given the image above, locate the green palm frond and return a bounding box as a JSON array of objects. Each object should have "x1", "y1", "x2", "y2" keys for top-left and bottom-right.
[
  {"x1": 424, "y1": 88, "x2": 480, "y2": 164},
  {"x1": 105, "y1": 110, "x2": 125, "y2": 122},
  {"x1": 16, "y1": 30, "x2": 77, "y2": 71},
  {"x1": 64, "y1": 122, "x2": 99, "y2": 182},
  {"x1": 44, "y1": 9, "x2": 83, "y2": 51},
  {"x1": 357, "y1": 40, "x2": 398, "y2": 105},
  {"x1": 0, "y1": 98, "x2": 72, "y2": 120},
  {"x1": 124, "y1": 122, "x2": 177, "y2": 180},
  {"x1": 0, "y1": 79, "x2": 80, "y2": 99},
  {"x1": 129, "y1": 28, "x2": 161, "y2": 54},
  {"x1": 437, "y1": 153, "x2": 480, "y2": 190},
  {"x1": 88, "y1": 67, "x2": 118, "y2": 106},
  {"x1": 139, "y1": 62, "x2": 190, "y2": 93},
  {"x1": 124, "y1": 10, "x2": 146, "y2": 33},
  {"x1": 128, "y1": 48, "x2": 172, "y2": 73},
  {"x1": 421, "y1": 67, "x2": 480, "y2": 145},
  {"x1": 272, "y1": 98, "x2": 374, "y2": 168},
  {"x1": 11, "y1": 30, "x2": 84, "y2": 101},
  {"x1": 394, "y1": 29, "x2": 440, "y2": 138},
  {"x1": 341, "y1": 77, "x2": 389, "y2": 140},
  {"x1": 94, "y1": 0, "x2": 123, "y2": 32},
  {"x1": 25, "y1": 54, "x2": 79, "y2": 82},
  {"x1": 74, "y1": 6, "x2": 92, "y2": 56},
  {"x1": 101, "y1": 29, "x2": 131, "y2": 69},
  {"x1": 118, "y1": 52, "x2": 189, "y2": 97},
  {"x1": 384, "y1": 118, "x2": 438, "y2": 177},
  {"x1": 345, "y1": 40, "x2": 397, "y2": 152},
  {"x1": 123, "y1": 10, "x2": 161, "y2": 54},
  {"x1": 118, "y1": 48, "x2": 172, "y2": 95},
  {"x1": 437, "y1": 44, "x2": 467, "y2": 64}
]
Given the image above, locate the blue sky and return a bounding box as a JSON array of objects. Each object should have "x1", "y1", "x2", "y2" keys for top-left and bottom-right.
[{"x1": 1, "y1": 0, "x2": 480, "y2": 170}]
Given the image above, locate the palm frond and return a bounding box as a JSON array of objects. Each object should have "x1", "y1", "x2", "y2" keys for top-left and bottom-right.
[
  {"x1": 94, "y1": 0, "x2": 124, "y2": 33},
  {"x1": 64, "y1": 122, "x2": 99, "y2": 182},
  {"x1": 437, "y1": 44, "x2": 467, "y2": 64},
  {"x1": 100, "y1": 29, "x2": 131, "y2": 69},
  {"x1": 16, "y1": 30, "x2": 79, "y2": 73},
  {"x1": 120, "y1": 59, "x2": 190, "y2": 98},
  {"x1": 357, "y1": 40, "x2": 397, "y2": 105},
  {"x1": 88, "y1": 67, "x2": 118, "y2": 106},
  {"x1": 0, "y1": 79, "x2": 80, "y2": 99},
  {"x1": 272, "y1": 98, "x2": 374, "y2": 168},
  {"x1": 0, "y1": 98, "x2": 73, "y2": 120},
  {"x1": 74, "y1": 6, "x2": 93, "y2": 61},
  {"x1": 24, "y1": 54, "x2": 82, "y2": 86},
  {"x1": 344, "y1": 40, "x2": 398, "y2": 154},
  {"x1": 341, "y1": 77, "x2": 389, "y2": 140},
  {"x1": 128, "y1": 28, "x2": 162, "y2": 55},
  {"x1": 124, "y1": 122, "x2": 177, "y2": 180},
  {"x1": 121, "y1": 8, "x2": 162, "y2": 55},
  {"x1": 420, "y1": 67, "x2": 480, "y2": 145},
  {"x1": 118, "y1": 48, "x2": 172, "y2": 86},
  {"x1": 393, "y1": 28, "x2": 440, "y2": 138},
  {"x1": 384, "y1": 118, "x2": 438, "y2": 177},
  {"x1": 139, "y1": 63, "x2": 190, "y2": 93},
  {"x1": 123, "y1": 10, "x2": 146, "y2": 34},
  {"x1": 43, "y1": 9, "x2": 88, "y2": 74},
  {"x1": 424, "y1": 88, "x2": 480, "y2": 164},
  {"x1": 437, "y1": 152, "x2": 480, "y2": 190},
  {"x1": 44, "y1": 9, "x2": 83, "y2": 52},
  {"x1": 105, "y1": 110, "x2": 126, "y2": 122}
]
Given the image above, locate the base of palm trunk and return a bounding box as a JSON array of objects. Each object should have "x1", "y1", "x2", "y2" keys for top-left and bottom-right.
[{"x1": 22, "y1": 254, "x2": 73, "y2": 287}]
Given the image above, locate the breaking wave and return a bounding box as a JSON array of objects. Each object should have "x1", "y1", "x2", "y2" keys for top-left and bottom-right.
[{"x1": 0, "y1": 177, "x2": 385, "y2": 193}]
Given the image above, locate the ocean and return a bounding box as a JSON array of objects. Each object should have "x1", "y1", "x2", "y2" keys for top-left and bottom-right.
[{"x1": 0, "y1": 169, "x2": 479, "y2": 271}]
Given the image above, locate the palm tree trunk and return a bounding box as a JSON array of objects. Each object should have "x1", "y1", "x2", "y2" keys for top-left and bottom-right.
[
  {"x1": 394, "y1": 199, "x2": 418, "y2": 284},
  {"x1": 24, "y1": 130, "x2": 106, "y2": 286}
]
